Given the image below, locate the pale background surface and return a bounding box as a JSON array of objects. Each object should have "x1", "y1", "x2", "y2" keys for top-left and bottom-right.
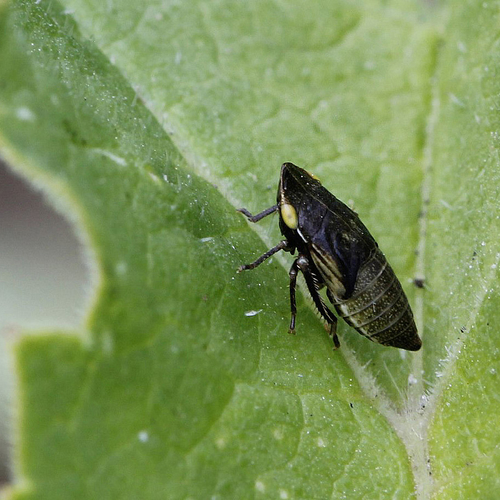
[{"x1": 0, "y1": 159, "x2": 88, "y2": 485}]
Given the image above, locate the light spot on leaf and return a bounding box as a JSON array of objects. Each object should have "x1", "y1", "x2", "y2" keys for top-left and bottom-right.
[
  {"x1": 138, "y1": 430, "x2": 149, "y2": 443},
  {"x1": 244, "y1": 309, "x2": 262, "y2": 317},
  {"x1": 115, "y1": 261, "x2": 128, "y2": 275},
  {"x1": 215, "y1": 437, "x2": 226, "y2": 449},
  {"x1": 273, "y1": 428, "x2": 284, "y2": 440},
  {"x1": 255, "y1": 481, "x2": 265, "y2": 493},
  {"x1": 16, "y1": 107, "x2": 35, "y2": 121},
  {"x1": 90, "y1": 148, "x2": 127, "y2": 166}
]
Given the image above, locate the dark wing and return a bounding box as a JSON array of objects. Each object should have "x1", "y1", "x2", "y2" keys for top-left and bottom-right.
[
  {"x1": 304, "y1": 198, "x2": 375, "y2": 299},
  {"x1": 309, "y1": 228, "x2": 367, "y2": 299},
  {"x1": 294, "y1": 178, "x2": 377, "y2": 300}
]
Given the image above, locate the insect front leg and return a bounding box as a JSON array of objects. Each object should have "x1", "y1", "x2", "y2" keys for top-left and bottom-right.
[
  {"x1": 237, "y1": 204, "x2": 279, "y2": 222},
  {"x1": 238, "y1": 240, "x2": 290, "y2": 272},
  {"x1": 296, "y1": 255, "x2": 340, "y2": 349}
]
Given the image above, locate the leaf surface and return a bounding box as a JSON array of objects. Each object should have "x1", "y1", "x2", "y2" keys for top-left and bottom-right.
[{"x1": 0, "y1": 0, "x2": 499, "y2": 498}]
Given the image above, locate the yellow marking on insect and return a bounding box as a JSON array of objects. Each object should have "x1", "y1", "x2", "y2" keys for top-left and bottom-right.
[
  {"x1": 306, "y1": 169, "x2": 321, "y2": 182},
  {"x1": 310, "y1": 243, "x2": 346, "y2": 296},
  {"x1": 280, "y1": 202, "x2": 298, "y2": 229}
]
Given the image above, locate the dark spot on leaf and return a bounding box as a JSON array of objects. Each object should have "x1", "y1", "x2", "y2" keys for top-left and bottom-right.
[
  {"x1": 62, "y1": 118, "x2": 88, "y2": 146},
  {"x1": 413, "y1": 277, "x2": 425, "y2": 288}
]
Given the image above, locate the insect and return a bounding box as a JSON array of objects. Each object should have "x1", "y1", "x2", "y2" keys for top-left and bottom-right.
[{"x1": 238, "y1": 162, "x2": 422, "y2": 351}]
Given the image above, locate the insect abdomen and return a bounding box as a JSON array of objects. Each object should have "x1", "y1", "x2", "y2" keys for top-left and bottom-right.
[{"x1": 332, "y1": 251, "x2": 421, "y2": 351}]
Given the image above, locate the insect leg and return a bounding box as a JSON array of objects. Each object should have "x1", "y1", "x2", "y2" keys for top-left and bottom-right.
[
  {"x1": 288, "y1": 259, "x2": 299, "y2": 334},
  {"x1": 297, "y1": 255, "x2": 340, "y2": 348},
  {"x1": 331, "y1": 325, "x2": 340, "y2": 349},
  {"x1": 326, "y1": 289, "x2": 340, "y2": 348},
  {"x1": 237, "y1": 204, "x2": 279, "y2": 223},
  {"x1": 238, "y1": 240, "x2": 289, "y2": 272}
]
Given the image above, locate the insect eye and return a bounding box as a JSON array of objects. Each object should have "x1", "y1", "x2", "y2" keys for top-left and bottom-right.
[{"x1": 280, "y1": 202, "x2": 298, "y2": 229}]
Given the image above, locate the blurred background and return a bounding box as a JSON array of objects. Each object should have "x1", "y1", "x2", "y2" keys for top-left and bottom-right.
[{"x1": 0, "y1": 158, "x2": 89, "y2": 485}]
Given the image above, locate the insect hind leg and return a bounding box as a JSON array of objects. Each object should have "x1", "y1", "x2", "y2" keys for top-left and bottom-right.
[
  {"x1": 288, "y1": 259, "x2": 299, "y2": 334},
  {"x1": 296, "y1": 255, "x2": 340, "y2": 349}
]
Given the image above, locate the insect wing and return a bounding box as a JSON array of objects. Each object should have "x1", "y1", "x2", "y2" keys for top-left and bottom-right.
[
  {"x1": 309, "y1": 241, "x2": 347, "y2": 298},
  {"x1": 301, "y1": 201, "x2": 373, "y2": 300}
]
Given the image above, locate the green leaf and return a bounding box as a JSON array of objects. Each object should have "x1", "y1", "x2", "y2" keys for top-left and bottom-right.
[{"x1": 0, "y1": 0, "x2": 499, "y2": 498}]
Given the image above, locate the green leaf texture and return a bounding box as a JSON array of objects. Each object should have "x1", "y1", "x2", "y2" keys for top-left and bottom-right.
[{"x1": 0, "y1": 0, "x2": 499, "y2": 498}]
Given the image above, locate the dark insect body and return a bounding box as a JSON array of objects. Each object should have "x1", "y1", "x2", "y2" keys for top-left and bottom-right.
[{"x1": 238, "y1": 163, "x2": 422, "y2": 351}]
